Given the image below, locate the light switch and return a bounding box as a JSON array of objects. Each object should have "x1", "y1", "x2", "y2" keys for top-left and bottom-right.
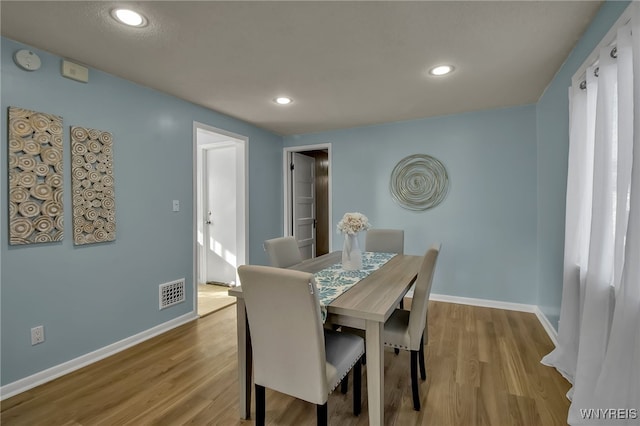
[{"x1": 172, "y1": 200, "x2": 180, "y2": 212}]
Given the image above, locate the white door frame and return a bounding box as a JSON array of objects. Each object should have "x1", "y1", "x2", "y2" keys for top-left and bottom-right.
[
  {"x1": 193, "y1": 122, "x2": 248, "y2": 313},
  {"x1": 283, "y1": 143, "x2": 332, "y2": 252},
  {"x1": 292, "y1": 152, "x2": 316, "y2": 259}
]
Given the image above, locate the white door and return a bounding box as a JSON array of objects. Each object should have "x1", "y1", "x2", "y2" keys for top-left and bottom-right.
[
  {"x1": 203, "y1": 145, "x2": 238, "y2": 285},
  {"x1": 292, "y1": 153, "x2": 316, "y2": 259},
  {"x1": 194, "y1": 123, "x2": 247, "y2": 297}
]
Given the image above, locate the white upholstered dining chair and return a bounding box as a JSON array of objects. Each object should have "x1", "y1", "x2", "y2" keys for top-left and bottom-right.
[
  {"x1": 263, "y1": 236, "x2": 302, "y2": 268},
  {"x1": 365, "y1": 228, "x2": 405, "y2": 254},
  {"x1": 237, "y1": 265, "x2": 365, "y2": 425},
  {"x1": 383, "y1": 243, "x2": 440, "y2": 411},
  {"x1": 366, "y1": 228, "x2": 405, "y2": 312}
]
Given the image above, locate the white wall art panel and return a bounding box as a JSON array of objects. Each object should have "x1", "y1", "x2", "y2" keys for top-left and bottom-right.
[
  {"x1": 70, "y1": 126, "x2": 115, "y2": 245},
  {"x1": 8, "y1": 106, "x2": 64, "y2": 245}
]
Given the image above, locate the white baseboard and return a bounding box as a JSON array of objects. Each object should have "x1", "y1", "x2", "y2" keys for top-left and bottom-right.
[
  {"x1": 0, "y1": 311, "x2": 199, "y2": 401},
  {"x1": 534, "y1": 307, "x2": 559, "y2": 346},
  {"x1": 421, "y1": 293, "x2": 558, "y2": 345},
  {"x1": 429, "y1": 293, "x2": 537, "y2": 313}
]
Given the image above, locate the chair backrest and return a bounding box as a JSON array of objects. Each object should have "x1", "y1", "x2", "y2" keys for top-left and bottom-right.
[
  {"x1": 237, "y1": 265, "x2": 329, "y2": 404},
  {"x1": 365, "y1": 229, "x2": 405, "y2": 254},
  {"x1": 407, "y1": 243, "x2": 441, "y2": 350},
  {"x1": 263, "y1": 236, "x2": 303, "y2": 268}
]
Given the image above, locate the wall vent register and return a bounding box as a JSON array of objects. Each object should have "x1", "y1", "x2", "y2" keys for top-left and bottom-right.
[{"x1": 159, "y1": 279, "x2": 186, "y2": 310}]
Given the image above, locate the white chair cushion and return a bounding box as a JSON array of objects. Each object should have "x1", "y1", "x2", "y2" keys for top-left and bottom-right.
[
  {"x1": 383, "y1": 309, "x2": 411, "y2": 350},
  {"x1": 324, "y1": 330, "x2": 365, "y2": 392}
]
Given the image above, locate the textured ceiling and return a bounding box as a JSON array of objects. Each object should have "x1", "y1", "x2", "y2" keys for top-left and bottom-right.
[{"x1": 1, "y1": 1, "x2": 602, "y2": 135}]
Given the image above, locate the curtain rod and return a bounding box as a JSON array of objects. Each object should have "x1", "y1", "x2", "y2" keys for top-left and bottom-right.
[
  {"x1": 578, "y1": 46, "x2": 618, "y2": 89},
  {"x1": 571, "y1": 2, "x2": 636, "y2": 88}
]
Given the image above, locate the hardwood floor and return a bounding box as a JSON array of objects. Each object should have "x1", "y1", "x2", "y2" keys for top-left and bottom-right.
[
  {"x1": 1, "y1": 301, "x2": 570, "y2": 425},
  {"x1": 198, "y1": 283, "x2": 236, "y2": 317}
]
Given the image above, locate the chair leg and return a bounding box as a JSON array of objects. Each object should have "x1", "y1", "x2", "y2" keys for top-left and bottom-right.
[
  {"x1": 410, "y1": 350, "x2": 421, "y2": 411},
  {"x1": 341, "y1": 374, "x2": 348, "y2": 394},
  {"x1": 419, "y1": 336, "x2": 426, "y2": 380},
  {"x1": 256, "y1": 384, "x2": 266, "y2": 426},
  {"x1": 317, "y1": 402, "x2": 328, "y2": 425},
  {"x1": 353, "y1": 358, "x2": 362, "y2": 416}
]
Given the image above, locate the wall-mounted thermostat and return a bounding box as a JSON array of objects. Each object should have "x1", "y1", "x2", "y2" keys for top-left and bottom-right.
[{"x1": 14, "y1": 49, "x2": 41, "y2": 71}]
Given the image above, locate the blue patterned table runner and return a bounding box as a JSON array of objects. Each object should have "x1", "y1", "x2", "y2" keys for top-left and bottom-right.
[{"x1": 314, "y1": 252, "x2": 396, "y2": 322}]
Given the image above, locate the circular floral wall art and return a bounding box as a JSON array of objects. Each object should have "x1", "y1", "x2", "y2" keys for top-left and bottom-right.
[
  {"x1": 8, "y1": 107, "x2": 64, "y2": 245},
  {"x1": 389, "y1": 154, "x2": 449, "y2": 211},
  {"x1": 70, "y1": 126, "x2": 116, "y2": 245}
]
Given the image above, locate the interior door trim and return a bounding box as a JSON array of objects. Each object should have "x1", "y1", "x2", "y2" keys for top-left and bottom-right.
[
  {"x1": 283, "y1": 143, "x2": 332, "y2": 254},
  {"x1": 193, "y1": 121, "x2": 248, "y2": 315}
]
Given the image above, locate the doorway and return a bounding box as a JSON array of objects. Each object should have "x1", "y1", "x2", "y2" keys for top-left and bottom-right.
[
  {"x1": 193, "y1": 123, "x2": 247, "y2": 316},
  {"x1": 283, "y1": 144, "x2": 331, "y2": 259}
]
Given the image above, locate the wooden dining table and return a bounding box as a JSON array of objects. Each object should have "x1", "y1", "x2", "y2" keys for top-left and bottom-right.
[{"x1": 228, "y1": 251, "x2": 423, "y2": 426}]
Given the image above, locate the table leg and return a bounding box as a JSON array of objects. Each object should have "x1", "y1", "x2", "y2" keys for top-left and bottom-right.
[
  {"x1": 365, "y1": 320, "x2": 384, "y2": 426},
  {"x1": 236, "y1": 299, "x2": 252, "y2": 419}
]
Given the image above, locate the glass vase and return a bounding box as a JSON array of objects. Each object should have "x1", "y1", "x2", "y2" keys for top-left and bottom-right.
[{"x1": 342, "y1": 233, "x2": 362, "y2": 270}]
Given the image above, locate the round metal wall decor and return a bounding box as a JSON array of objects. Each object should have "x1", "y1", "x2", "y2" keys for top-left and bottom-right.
[{"x1": 389, "y1": 154, "x2": 449, "y2": 211}]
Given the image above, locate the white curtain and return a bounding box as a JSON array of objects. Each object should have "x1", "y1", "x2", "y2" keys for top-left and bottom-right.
[{"x1": 542, "y1": 5, "x2": 640, "y2": 425}]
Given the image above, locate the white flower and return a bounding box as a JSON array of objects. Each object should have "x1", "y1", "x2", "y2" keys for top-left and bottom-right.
[{"x1": 337, "y1": 212, "x2": 371, "y2": 235}]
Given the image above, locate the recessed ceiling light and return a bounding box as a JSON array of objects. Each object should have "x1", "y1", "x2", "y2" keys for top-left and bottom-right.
[
  {"x1": 429, "y1": 65, "x2": 454, "y2": 76},
  {"x1": 274, "y1": 97, "x2": 293, "y2": 105},
  {"x1": 111, "y1": 8, "x2": 147, "y2": 27}
]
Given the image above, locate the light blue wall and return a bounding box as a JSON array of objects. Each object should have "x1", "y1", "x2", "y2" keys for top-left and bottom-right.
[
  {"x1": 2, "y1": 0, "x2": 631, "y2": 389},
  {"x1": 536, "y1": 0, "x2": 630, "y2": 328},
  {"x1": 1, "y1": 38, "x2": 282, "y2": 385},
  {"x1": 285, "y1": 105, "x2": 539, "y2": 303}
]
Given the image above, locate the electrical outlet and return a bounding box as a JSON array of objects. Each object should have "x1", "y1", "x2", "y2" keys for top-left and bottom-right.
[{"x1": 31, "y1": 325, "x2": 45, "y2": 345}]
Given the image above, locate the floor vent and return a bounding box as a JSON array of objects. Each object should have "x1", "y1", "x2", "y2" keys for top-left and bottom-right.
[{"x1": 159, "y1": 279, "x2": 186, "y2": 310}]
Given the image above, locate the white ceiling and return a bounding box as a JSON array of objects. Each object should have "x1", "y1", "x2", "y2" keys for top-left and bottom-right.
[{"x1": 1, "y1": 1, "x2": 602, "y2": 136}]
